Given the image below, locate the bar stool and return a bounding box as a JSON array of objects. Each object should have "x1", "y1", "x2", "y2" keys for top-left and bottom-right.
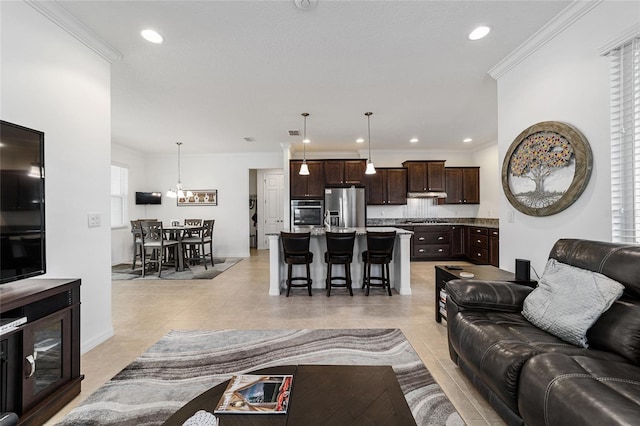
[
  {"x1": 361, "y1": 231, "x2": 396, "y2": 296},
  {"x1": 324, "y1": 231, "x2": 356, "y2": 297},
  {"x1": 281, "y1": 232, "x2": 313, "y2": 297}
]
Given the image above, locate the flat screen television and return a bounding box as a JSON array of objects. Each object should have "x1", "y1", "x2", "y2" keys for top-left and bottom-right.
[
  {"x1": 0, "y1": 120, "x2": 46, "y2": 284},
  {"x1": 135, "y1": 191, "x2": 162, "y2": 205}
]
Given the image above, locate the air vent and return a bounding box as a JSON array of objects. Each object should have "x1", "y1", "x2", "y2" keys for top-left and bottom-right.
[
  {"x1": 288, "y1": 130, "x2": 300, "y2": 136},
  {"x1": 244, "y1": 137, "x2": 256, "y2": 142}
]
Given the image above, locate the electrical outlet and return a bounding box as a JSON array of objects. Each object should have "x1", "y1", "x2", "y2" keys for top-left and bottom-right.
[{"x1": 88, "y1": 213, "x2": 101, "y2": 228}]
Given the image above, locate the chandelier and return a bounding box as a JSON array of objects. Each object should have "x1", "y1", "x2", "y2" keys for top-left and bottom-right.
[{"x1": 166, "y1": 142, "x2": 193, "y2": 199}]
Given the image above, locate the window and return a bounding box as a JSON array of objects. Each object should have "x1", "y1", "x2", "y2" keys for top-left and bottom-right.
[
  {"x1": 610, "y1": 36, "x2": 640, "y2": 244},
  {"x1": 111, "y1": 164, "x2": 128, "y2": 228}
]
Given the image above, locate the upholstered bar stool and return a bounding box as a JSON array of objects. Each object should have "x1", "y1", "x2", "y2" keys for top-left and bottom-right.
[
  {"x1": 361, "y1": 231, "x2": 396, "y2": 296},
  {"x1": 324, "y1": 231, "x2": 356, "y2": 297},
  {"x1": 280, "y1": 232, "x2": 314, "y2": 297}
]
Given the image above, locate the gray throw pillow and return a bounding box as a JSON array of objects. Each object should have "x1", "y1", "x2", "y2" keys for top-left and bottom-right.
[{"x1": 522, "y1": 258, "x2": 624, "y2": 347}]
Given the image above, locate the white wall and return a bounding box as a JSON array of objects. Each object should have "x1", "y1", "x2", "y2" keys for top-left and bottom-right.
[
  {"x1": 496, "y1": 2, "x2": 640, "y2": 274},
  {"x1": 144, "y1": 152, "x2": 282, "y2": 257},
  {"x1": 111, "y1": 143, "x2": 150, "y2": 265},
  {"x1": 473, "y1": 143, "x2": 500, "y2": 219},
  {"x1": 1, "y1": 2, "x2": 113, "y2": 352}
]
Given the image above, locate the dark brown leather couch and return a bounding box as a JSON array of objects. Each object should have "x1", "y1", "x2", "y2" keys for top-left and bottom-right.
[{"x1": 446, "y1": 239, "x2": 640, "y2": 426}]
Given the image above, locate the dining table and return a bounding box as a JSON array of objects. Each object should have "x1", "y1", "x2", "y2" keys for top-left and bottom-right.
[{"x1": 163, "y1": 224, "x2": 203, "y2": 272}]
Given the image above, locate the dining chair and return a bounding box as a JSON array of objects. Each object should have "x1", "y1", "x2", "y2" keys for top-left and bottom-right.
[
  {"x1": 361, "y1": 231, "x2": 396, "y2": 296},
  {"x1": 139, "y1": 221, "x2": 179, "y2": 277},
  {"x1": 183, "y1": 219, "x2": 204, "y2": 261},
  {"x1": 181, "y1": 219, "x2": 215, "y2": 269},
  {"x1": 130, "y1": 220, "x2": 143, "y2": 270},
  {"x1": 281, "y1": 232, "x2": 313, "y2": 297}
]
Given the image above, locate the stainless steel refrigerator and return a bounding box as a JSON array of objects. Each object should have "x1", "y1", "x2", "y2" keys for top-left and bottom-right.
[{"x1": 324, "y1": 186, "x2": 366, "y2": 228}]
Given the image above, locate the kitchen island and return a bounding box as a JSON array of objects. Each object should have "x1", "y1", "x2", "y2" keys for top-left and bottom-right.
[{"x1": 267, "y1": 227, "x2": 413, "y2": 296}]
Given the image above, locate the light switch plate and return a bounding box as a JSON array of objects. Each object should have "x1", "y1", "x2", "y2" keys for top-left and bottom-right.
[{"x1": 88, "y1": 213, "x2": 101, "y2": 228}]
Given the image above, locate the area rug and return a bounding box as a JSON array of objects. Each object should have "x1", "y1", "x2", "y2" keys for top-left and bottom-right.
[
  {"x1": 111, "y1": 257, "x2": 242, "y2": 280},
  {"x1": 57, "y1": 329, "x2": 464, "y2": 425}
]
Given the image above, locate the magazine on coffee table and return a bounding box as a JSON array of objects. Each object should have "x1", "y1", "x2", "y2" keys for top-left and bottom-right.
[{"x1": 214, "y1": 374, "x2": 293, "y2": 414}]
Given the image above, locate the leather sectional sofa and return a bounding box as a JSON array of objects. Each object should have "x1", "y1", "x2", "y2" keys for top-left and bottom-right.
[{"x1": 446, "y1": 239, "x2": 640, "y2": 426}]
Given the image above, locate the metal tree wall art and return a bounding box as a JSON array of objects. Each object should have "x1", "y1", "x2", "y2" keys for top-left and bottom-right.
[
  {"x1": 502, "y1": 121, "x2": 592, "y2": 217},
  {"x1": 509, "y1": 131, "x2": 573, "y2": 208}
]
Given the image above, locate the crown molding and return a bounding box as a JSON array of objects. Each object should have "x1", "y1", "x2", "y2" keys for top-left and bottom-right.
[
  {"x1": 489, "y1": 1, "x2": 602, "y2": 80},
  {"x1": 25, "y1": 0, "x2": 122, "y2": 63},
  {"x1": 599, "y1": 23, "x2": 640, "y2": 56}
]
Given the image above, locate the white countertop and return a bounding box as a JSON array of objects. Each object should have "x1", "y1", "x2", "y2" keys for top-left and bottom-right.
[{"x1": 267, "y1": 226, "x2": 413, "y2": 237}]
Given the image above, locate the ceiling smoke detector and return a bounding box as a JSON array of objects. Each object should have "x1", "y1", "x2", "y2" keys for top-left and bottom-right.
[
  {"x1": 288, "y1": 130, "x2": 300, "y2": 136},
  {"x1": 294, "y1": 0, "x2": 317, "y2": 10}
]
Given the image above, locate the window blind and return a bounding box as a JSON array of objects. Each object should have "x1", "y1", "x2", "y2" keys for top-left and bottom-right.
[
  {"x1": 610, "y1": 37, "x2": 640, "y2": 244},
  {"x1": 110, "y1": 164, "x2": 128, "y2": 227}
]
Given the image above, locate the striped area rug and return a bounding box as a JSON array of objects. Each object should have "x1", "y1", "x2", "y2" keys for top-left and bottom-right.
[{"x1": 57, "y1": 329, "x2": 464, "y2": 425}]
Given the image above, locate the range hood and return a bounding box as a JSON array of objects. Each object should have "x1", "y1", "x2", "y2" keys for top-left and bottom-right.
[{"x1": 407, "y1": 191, "x2": 447, "y2": 198}]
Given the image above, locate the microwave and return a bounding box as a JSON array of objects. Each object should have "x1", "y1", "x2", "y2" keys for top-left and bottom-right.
[{"x1": 291, "y1": 200, "x2": 324, "y2": 228}]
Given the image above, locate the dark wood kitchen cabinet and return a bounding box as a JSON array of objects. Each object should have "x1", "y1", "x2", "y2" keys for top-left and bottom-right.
[
  {"x1": 403, "y1": 161, "x2": 446, "y2": 193},
  {"x1": 489, "y1": 228, "x2": 499, "y2": 267},
  {"x1": 366, "y1": 168, "x2": 407, "y2": 205},
  {"x1": 411, "y1": 226, "x2": 451, "y2": 259},
  {"x1": 290, "y1": 160, "x2": 325, "y2": 198},
  {"x1": 450, "y1": 225, "x2": 464, "y2": 257},
  {"x1": 445, "y1": 167, "x2": 480, "y2": 204},
  {"x1": 468, "y1": 226, "x2": 489, "y2": 264},
  {"x1": 324, "y1": 159, "x2": 367, "y2": 185}
]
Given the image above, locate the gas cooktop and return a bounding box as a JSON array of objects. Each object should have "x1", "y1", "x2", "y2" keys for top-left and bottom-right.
[{"x1": 401, "y1": 219, "x2": 449, "y2": 224}]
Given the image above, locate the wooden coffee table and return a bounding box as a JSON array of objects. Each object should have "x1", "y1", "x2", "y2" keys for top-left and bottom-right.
[{"x1": 163, "y1": 365, "x2": 416, "y2": 425}]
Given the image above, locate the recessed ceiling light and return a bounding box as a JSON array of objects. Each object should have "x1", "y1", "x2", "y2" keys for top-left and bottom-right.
[
  {"x1": 468, "y1": 26, "x2": 490, "y2": 41},
  {"x1": 463, "y1": 138, "x2": 473, "y2": 143},
  {"x1": 303, "y1": 138, "x2": 310, "y2": 144},
  {"x1": 356, "y1": 138, "x2": 365, "y2": 143},
  {"x1": 141, "y1": 29, "x2": 163, "y2": 44},
  {"x1": 410, "y1": 138, "x2": 419, "y2": 143}
]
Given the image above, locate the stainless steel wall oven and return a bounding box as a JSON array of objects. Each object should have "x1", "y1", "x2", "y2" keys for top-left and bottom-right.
[{"x1": 290, "y1": 200, "x2": 323, "y2": 228}]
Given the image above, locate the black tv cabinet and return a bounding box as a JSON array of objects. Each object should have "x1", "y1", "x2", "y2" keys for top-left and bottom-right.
[{"x1": 0, "y1": 278, "x2": 81, "y2": 425}]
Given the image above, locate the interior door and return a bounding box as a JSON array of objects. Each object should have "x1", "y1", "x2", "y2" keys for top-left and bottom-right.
[{"x1": 261, "y1": 172, "x2": 284, "y2": 249}]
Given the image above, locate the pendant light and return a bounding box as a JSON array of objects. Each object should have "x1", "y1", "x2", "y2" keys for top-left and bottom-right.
[
  {"x1": 299, "y1": 112, "x2": 310, "y2": 175},
  {"x1": 364, "y1": 112, "x2": 376, "y2": 175},
  {"x1": 166, "y1": 142, "x2": 193, "y2": 199}
]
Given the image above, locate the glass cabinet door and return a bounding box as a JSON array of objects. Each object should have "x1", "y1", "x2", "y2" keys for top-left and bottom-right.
[{"x1": 22, "y1": 308, "x2": 71, "y2": 411}]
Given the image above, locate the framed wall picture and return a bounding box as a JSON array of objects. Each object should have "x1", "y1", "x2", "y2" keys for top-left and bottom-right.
[
  {"x1": 178, "y1": 190, "x2": 218, "y2": 206},
  {"x1": 501, "y1": 121, "x2": 592, "y2": 217}
]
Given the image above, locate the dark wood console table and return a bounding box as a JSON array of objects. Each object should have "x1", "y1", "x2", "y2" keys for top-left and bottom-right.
[
  {"x1": 0, "y1": 278, "x2": 82, "y2": 425},
  {"x1": 163, "y1": 365, "x2": 416, "y2": 426},
  {"x1": 435, "y1": 265, "x2": 536, "y2": 323}
]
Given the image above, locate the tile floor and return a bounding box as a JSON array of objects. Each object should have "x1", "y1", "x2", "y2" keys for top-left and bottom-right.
[{"x1": 46, "y1": 250, "x2": 505, "y2": 425}]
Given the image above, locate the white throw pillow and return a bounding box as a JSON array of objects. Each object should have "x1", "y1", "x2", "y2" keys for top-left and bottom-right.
[{"x1": 522, "y1": 258, "x2": 624, "y2": 347}]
